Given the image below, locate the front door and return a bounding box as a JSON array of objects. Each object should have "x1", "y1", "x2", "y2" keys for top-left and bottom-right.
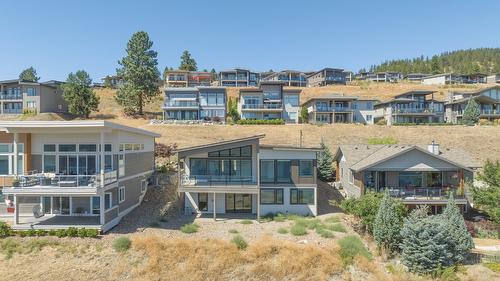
[{"x1": 225, "y1": 193, "x2": 252, "y2": 213}]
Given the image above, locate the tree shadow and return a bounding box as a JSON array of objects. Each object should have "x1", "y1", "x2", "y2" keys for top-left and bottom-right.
[{"x1": 317, "y1": 179, "x2": 345, "y2": 215}]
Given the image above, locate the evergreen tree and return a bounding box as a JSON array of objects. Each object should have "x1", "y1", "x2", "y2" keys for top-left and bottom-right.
[
  {"x1": 472, "y1": 160, "x2": 500, "y2": 225},
  {"x1": 373, "y1": 189, "x2": 403, "y2": 256},
  {"x1": 210, "y1": 68, "x2": 217, "y2": 82},
  {"x1": 19, "y1": 66, "x2": 40, "y2": 82},
  {"x1": 102, "y1": 76, "x2": 113, "y2": 88},
  {"x1": 400, "y1": 207, "x2": 453, "y2": 274},
  {"x1": 61, "y1": 70, "x2": 99, "y2": 118},
  {"x1": 179, "y1": 50, "x2": 197, "y2": 71},
  {"x1": 300, "y1": 107, "x2": 309, "y2": 123},
  {"x1": 462, "y1": 98, "x2": 481, "y2": 125},
  {"x1": 317, "y1": 139, "x2": 334, "y2": 181},
  {"x1": 115, "y1": 31, "x2": 160, "y2": 115},
  {"x1": 162, "y1": 66, "x2": 170, "y2": 81},
  {"x1": 430, "y1": 56, "x2": 441, "y2": 74},
  {"x1": 441, "y1": 195, "x2": 474, "y2": 264},
  {"x1": 227, "y1": 97, "x2": 240, "y2": 123}
]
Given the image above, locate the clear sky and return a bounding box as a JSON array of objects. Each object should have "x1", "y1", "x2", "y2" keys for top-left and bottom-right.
[{"x1": 1, "y1": 0, "x2": 499, "y2": 81}]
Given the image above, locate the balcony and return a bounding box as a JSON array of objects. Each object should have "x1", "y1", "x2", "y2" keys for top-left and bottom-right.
[
  {"x1": 0, "y1": 93, "x2": 23, "y2": 100},
  {"x1": 241, "y1": 104, "x2": 283, "y2": 111},
  {"x1": 383, "y1": 187, "x2": 466, "y2": 202},
  {"x1": 392, "y1": 108, "x2": 443, "y2": 114},
  {"x1": 456, "y1": 109, "x2": 498, "y2": 115},
  {"x1": 2, "y1": 108, "x2": 23, "y2": 114},
  {"x1": 316, "y1": 106, "x2": 352, "y2": 113},
  {"x1": 180, "y1": 175, "x2": 258, "y2": 192},
  {"x1": 163, "y1": 101, "x2": 199, "y2": 108},
  {"x1": 167, "y1": 76, "x2": 188, "y2": 81}
]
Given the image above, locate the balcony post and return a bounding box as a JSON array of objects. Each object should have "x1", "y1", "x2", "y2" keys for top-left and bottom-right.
[
  {"x1": 213, "y1": 192, "x2": 216, "y2": 221},
  {"x1": 100, "y1": 131, "x2": 105, "y2": 187},
  {"x1": 13, "y1": 133, "x2": 18, "y2": 176},
  {"x1": 13, "y1": 195, "x2": 19, "y2": 225}
]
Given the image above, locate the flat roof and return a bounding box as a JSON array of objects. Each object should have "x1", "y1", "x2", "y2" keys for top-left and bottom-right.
[
  {"x1": 0, "y1": 121, "x2": 160, "y2": 137},
  {"x1": 175, "y1": 134, "x2": 266, "y2": 153}
]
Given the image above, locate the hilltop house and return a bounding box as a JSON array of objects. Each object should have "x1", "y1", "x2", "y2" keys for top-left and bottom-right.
[
  {"x1": 301, "y1": 95, "x2": 377, "y2": 124},
  {"x1": 366, "y1": 72, "x2": 403, "y2": 83},
  {"x1": 422, "y1": 73, "x2": 464, "y2": 85},
  {"x1": 163, "y1": 87, "x2": 226, "y2": 122},
  {"x1": 0, "y1": 79, "x2": 68, "y2": 115},
  {"x1": 176, "y1": 135, "x2": 319, "y2": 219},
  {"x1": 486, "y1": 74, "x2": 500, "y2": 84},
  {"x1": 261, "y1": 70, "x2": 307, "y2": 87},
  {"x1": 306, "y1": 68, "x2": 346, "y2": 87},
  {"x1": 0, "y1": 121, "x2": 159, "y2": 232},
  {"x1": 219, "y1": 68, "x2": 260, "y2": 87},
  {"x1": 405, "y1": 73, "x2": 431, "y2": 82},
  {"x1": 164, "y1": 70, "x2": 213, "y2": 88},
  {"x1": 373, "y1": 90, "x2": 444, "y2": 125},
  {"x1": 237, "y1": 82, "x2": 300, "y2": 123},
  {"x1": 334, "y1": 142, "x2": 480, "y2": 214},
  {"x1": 444, "y1": 86, "x2": 500, "y2": 123}
]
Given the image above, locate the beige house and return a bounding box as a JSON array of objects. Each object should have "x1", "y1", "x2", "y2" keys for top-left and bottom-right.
[{"x1": 0, "y1": 79, "x2": 68, "y2": 115}]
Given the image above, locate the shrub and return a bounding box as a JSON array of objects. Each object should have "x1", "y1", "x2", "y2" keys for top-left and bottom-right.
[
  {"x1": 273, "y1": 213, "x2": 286, "y2": 222},
  {"x1": 85, "y1": 229, "x2": 99, "y2": 238},
  {"x1": 316, "y1": 228, "x2": 334, "y2": 238},
  {"x1": 180, "y1": 223, "x2": 199, "y2": 234},
  {"x1": 66, "y1": 227, "x2": 78, "y2": 237},
  {"x1": 26, "y1": 229, "x2": 37, "y2": 237},
  {"x1": 77, "y1": 228, "x2": 87, "y2": 238},
  {"x1": 231, "y1": 234, "x2": 248, "y2": 250},
  {"x1": 367, "y1": 136, "x2": 397, "y2": 145},
  {"x1": 239, "y1": 220, "x2": 253, "y2": 225},
  {"x1": 35, "y1": 230, "x2": 47, "y2": 237},
  {"x1": 55, "y1": 229, "x2": 67, "y2": 238},
  {"x1": 277, "y1": 228, "x2": 288, "y2": 234},
  {"x1": 327, "y1": 223, "x2": 346, "y2": 233},
  {"x1": 376, "y1": 119, "x2": 387, "y2": 125},
  {"x1": 236, "y1": 119, "x2": 285, "y2": 125},
  {"x1": 290, "y1": 224, "x2": 307, "y2": 236},
  {"x1": 441, "y1": 196, "x2": 474, "y2": 264},
  {"x1": 484, "y1": 262, "x2": 500, "y2": 273},
  {"x1": 0, "y1": 222, "x2": 13, "y2": 238},
  {"x1": 337, "y1": 235, "x2": 372, "y2": 265},
  {"x1": 373, "y1": 189, "x2": 404, "y2": 256},
  {"x1": 324, "y1": 216, "x2": 341, "y2": 223},
  {"x1": 228, "y1": 229, "x2": 238, "y2": 234},
  {"x1": 113, "y1": 237, "x2": 132, "y2": 252}
]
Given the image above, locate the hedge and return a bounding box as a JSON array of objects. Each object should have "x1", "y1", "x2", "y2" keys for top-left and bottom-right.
[
  {"x1": 393, "y1": 122, "x2": 455, "y2": 126},
  {"x1": 0, "y1": 222, "x2": 99, "y2": 238},
  {"x1": 236, "y1": 119, "x2": 285, "y2": 125}
]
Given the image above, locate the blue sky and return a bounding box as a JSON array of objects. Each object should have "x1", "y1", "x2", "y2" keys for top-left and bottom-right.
[{"x1": 1, "y1": 0, "x2": 499, "y2": 81}]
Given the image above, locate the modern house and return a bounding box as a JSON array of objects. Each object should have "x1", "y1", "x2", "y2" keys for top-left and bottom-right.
[
  {"x1": 343, "y1": 71, "x2": 354, "y2": 83},
  {"x1": 261, "y1": 70, "x2": 307, "y2": 87},
  {"x1": 0, "y1": 79, "x2": 68, "y2": 115},
  {"x1": 486, "y1": 74, "x2": 500, "y2": 84},
  {"x1": 405, "y1": 73, "x2": 431, "y2": 82},
  {"x1": 461, "y1": 73, "x2": 487, "y2": 84},
  {"x1": 163, "y1": 87, "x2": 226, "y2": 122},
  {"x1": 164, "y1": 70, "x2": 213, "y2": 88},
  {"x1": 422, "y1": 73, "x2": 463, "y2": 85},
  {"x1": 176, "y1": 135, "x2": 319, "y2": 219},
  {"x1": 0, "y1": 121, "x2": 159, "y2": 232},
  {"x1": 306, "y1": 68, "x2": 346, "y2": 87},
  {"x1": 366, "y1": 72, "x2": 403, "y2": 83},
  {"x1": 301, "y1": 94, "x2": 358, "y2": 124},
  {"x1": 334, "y1": 142, "x2": 480, "y2": 214},
  {"x1": 353, "y1": 99, "x2": 378, "y2": 124},
  {"x1": 237, "y1": 82, "x2": 300, "y2": 123},
  {"x1": 373, "y1": 90, "x2": 444, "y2": 125},
  {"x1": 444, "y1": 86, "x2": 500, "y2": 124},
  {"x1": 219, "y1": 68, "x2": 260, "y2": 87},
  {"x1": 101, "y1": 75, "x2": 123, "y2": 88}
]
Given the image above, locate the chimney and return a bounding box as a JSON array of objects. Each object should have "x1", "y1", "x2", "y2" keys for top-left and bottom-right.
[{"x1": 427, "y1": 140, "x2": 440, "y2": 155}]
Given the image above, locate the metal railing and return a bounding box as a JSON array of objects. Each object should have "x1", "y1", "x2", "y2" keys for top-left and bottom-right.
[
  {"x1": 392, "y1": 108, "x2": 444, "y2": 113},
  {"x1": 316, "y1": 106, "x2": 352, "y2": 112},
  {"x1": 164, "y1": 101, "x2": 199, "y2": 107},
  {"x1": 181, "y1": 175, "x2": 256, "y2": 187},
  {"x1": 381, "y1": 187, "x2": 466, "y2": 200},
  {"x1": 456, "y1": 109, "x2": 498, "y2": 115},
  {"x1": 242, "y1": 104, "x2": 283, "y2": 110},
  {"x1": 8, "y1": 170, "x2": 118, "y2": 189},
  {"x1": 0, "y1": 94, "x2": 23, "y2": 100},
  {"x1": 2, "y1": 108, "x2": 23, "y2": 114}
]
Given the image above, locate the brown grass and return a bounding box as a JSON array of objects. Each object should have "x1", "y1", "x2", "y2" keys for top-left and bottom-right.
[{"x1": 129, "y1": 234, "x2": 343, "y2": 281}]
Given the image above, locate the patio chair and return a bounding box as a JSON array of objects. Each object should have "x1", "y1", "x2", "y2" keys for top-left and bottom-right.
[{"x1": 32, "y1": 205, "x2": 44, "y2": 219}]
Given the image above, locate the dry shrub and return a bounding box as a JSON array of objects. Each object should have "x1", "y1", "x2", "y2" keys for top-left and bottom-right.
[
  {"x1": 128, "y1": 234, "x2": 343, "y2": 281},
  {"x1": 354, "y1": 256, "x2": 417, "y2": 281}
]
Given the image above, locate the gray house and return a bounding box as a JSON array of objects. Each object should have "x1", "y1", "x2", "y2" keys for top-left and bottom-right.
[
  {"x1": 334, "y1": 142, "x2": 480, "y2": 214},
  {"x1": 306, "y1": 68, "x2": 346, "y2": 87},
  {"x1": 261, "y1": 70, "x2": 307, "y2": 87},
  {"x1": 0, "y1": 79, "x2": 68, "y2": 115},
  {"x1": 445, "y1": 85, "x2": 500, "y2": 124},
  {"x1": 219, "y1": 68, "x2": 259, "y2": 87},
  {"x1": 163, "y1": 87, "x2": 227, "y2": 122}
]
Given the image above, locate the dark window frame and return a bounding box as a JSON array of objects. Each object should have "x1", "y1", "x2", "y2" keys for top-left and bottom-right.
[
  {"x1": 290, "y1": 188, "x2": 315, "y2": 205},
  {"x1": 260, "y1": 188, "x2": 284, "y2": 205},
  {"x1": 299, "y1": 160, "x2": 313, "y2": 177},
  {"x1": 198, "y1": 193, "x2": 208, "y2": 211},
  {"x1": 276, "y1": 160, "x2": 292, "y2": 183}
]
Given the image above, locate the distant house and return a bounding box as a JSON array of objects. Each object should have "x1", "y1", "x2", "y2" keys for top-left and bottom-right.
[
  {"x1": 261, "y1": 70, "x2": 307, "y2": 87},
  {"x1": 219, "y1": 68, "x2": 260, "y2": 87},
  {"x1": 163, "y1": 87, "x2": 226, "y2": 122},
  {"x1": 405, "y1": 73, "x2": 431, "y2": 82},
  {"x1": 366, "y1": 72, "x2": 403, "y2": 83},
  {"x1": 373, "y1": 90, "x2": 444, "y2": 125},
  {"x1": 101, "y1": 75, "x2": 123, "y2": 88},
  {"x1": 486, "y1": 74, "x2": 500, "y2": 84},
  {"x1": 461, "y1": 73, "x2": 487, "y2": 84},
  {"x1": 343, "y1": 71, "x2": 354, "y2": 83},
  {"x1": 444, "y1": 85, "x2": 500, "y2": 124},
  {"x1": 238, "y1": 82, "x2": 300, "y2": 123},
  {"x1": 422, "y1": 73, "x2": 463, "y2": 85},
  {"x1": 301, "y1": 95, "x2": 377, "y2": 124},
  {"x1": 354, "y1": 71, "x2": 370, "y2": 80},
  {"x1": 306, "y1": 68, "x2": 346, "y2": 87},
  {"x1": 164, "y1": 70, "x2": 213, "y2": 88},
  {"x1": 0, "y1": 79, "x2": 68, "y2": 115},
  {"x1": 333, "y1": 142, "x2": 480, "y2": 214}
]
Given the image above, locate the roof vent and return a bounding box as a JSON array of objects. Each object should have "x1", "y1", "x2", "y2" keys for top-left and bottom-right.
[{"x1": 428, "y1": 140, "x2": 440, "y2": 155}]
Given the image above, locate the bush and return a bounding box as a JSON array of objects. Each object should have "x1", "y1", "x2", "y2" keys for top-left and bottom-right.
[
  {"x1": 239, "y1": 220, "x2": 253, "y2": 225},
  {"x1": 66, "y1": 227, "x2": 78, "y2": 237},
  {"x1": 180, "y1": 223, "x2": 200, "y2": 234},
  {"x1": 367, "y1": 137, "x2": 397, "y2": 145},
  {"x1": 290, "y1": 224, "x2": 307, "y2": 236},
  {"x1": 373, "y1": 190, "x2": 404, "y2": 256},
  {"x1": 0, "y1": 222, "x2": 13, "y2": 238},
  {"x1": 277, "y1": 228, "x2": 288, "y2": 234},
  {"x1": 316, "y1": 228, "x2": 334, "y2": 238},
  {"x1": 231, "y1": 234, "x2": 248, "y2": 250},
  {"x1": 338, "y1": 235, "x2": 372, "y2": 265},
  {"x1": 327, "y1": 223, "x2": 347, "y2": 233},
  {"x1": 113, "y1": 237, "x2": 132, "y2": 252},
  {"x1": 236, "y1": 119, "x2": 285, "y2": 125}
]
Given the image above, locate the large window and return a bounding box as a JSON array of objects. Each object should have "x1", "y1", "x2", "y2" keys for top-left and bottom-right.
[
  {"x1": 26, "y1": 87, "x2": 36, "y2": 96},
  {"x1": 92, "y1": 196, "x2": 100, "y2": 215},
  {"x1": 299, "y1": 160, "x2": 313, "y2": 177},
  {"x1": 290, "y1": 189, "x2": 314, "y2": 205},
  {"x1": 276, "y1": 160, "x2": 291, "y2": 183},
  {"x1": 0, "y1": 143, "x2": 24, "y2": 175},
  {"x1": 104, "y1": 193, "x2": 112, "y2": 210},
  {"x1": 284, "y1": 94, "x2": 299, "y2": 107},
  {"x1": 364, "y1": 171, "x2": 376, "y2": 190},
  {"x1": 426, "y1": 172, "x2": 442, "y2": 187},
  {"x1": 118, "y1": 187, "x2": 125, "y2": 203},
  {"x1": 198, "y1": 193, "x2": 208, "y2": 211},
  {"x1": 260, "y1": 188, "x2": 283, "y2": 204},
  {"x1": 260, "y1": 160, "x2": 274, "y2": 183},
  {"x1": 0, "y1": 156, "x2": 8, "y2": 175},
  {"x1": 43, "y1": 155, "x2": 56, "y2": 173},
  {"x1": 398, "y1": 172, "x2": 422, "y2": 187}
]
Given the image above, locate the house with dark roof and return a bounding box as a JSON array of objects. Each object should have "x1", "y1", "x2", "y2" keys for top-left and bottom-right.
[
  {"x1": 301, "y1": 94, "x2": 377, "y2": 124},
  {"x1": 405, "y1": 73, "x2": 431, "y2": 82},
  {"x1": 0, "y1": 79, "x2": 68, "y2": 115},
  {"x1": 333, "y1": 142, "x2": 480, "y2": 214},
  {"x1": 444, "y1": 85, "x2": 500, "y2": 123},
  {"x1": 306, "y1": 68, "x2": 346, "y2": 87},
  {"x1": 164, "y1": 70, "x2": 213, "y2": 88},
  {"x1": 373, "y1": 90, "x2": 445, "y2": 125},
  {"x1": 218, "y1": 68, "x2": 259, "y2": 87},
  {"x1": 163, "y1": 87, "x2": 227, "y2": 122},
  {"x1": 261, "y1": 70, "x2": 307, "y2": 87},
  {"x1": 366, "y1": 72, "x2": 403, "y2": 83}
]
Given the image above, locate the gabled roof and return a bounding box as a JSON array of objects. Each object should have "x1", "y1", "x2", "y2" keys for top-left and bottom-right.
[
  {"x1": 0, "y1": 79, "x2": 61, "y2": 88},
  {"x1": 334, "y1": 144, "x2": 480, "y2": 172},
  {"x1": 446, "y1": 85, "x2": 500, "y2": 105}
]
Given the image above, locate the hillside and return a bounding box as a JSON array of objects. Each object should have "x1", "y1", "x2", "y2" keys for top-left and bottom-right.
[{"x1": 369, "y1": 48, "x2": 500, "y2": 75}]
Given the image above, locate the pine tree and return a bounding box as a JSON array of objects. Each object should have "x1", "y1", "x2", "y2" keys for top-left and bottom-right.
[
  {"x1": 115, "y1": 31, "x2": 160, "y2": 115},
  {"x1": 61, "y1": 70, "x2": 99, "y2": 118},
  {"x1": 179, "y1": 50, "x2": 197, "y2": 71},
  {"x1": 472, "y1": 160, "x2": 500, "y2": 225},
  {"x1": 441, "y1": 195, "x2": 474, "y2": 264},
  {"x1": 373, "y1": 189, "x2": 403, "y2": 256},
  {"x1": 19, "y1": 66, "x2": 40, "y2": 82},
  {"x1": 210, "y1": 68, "x2": 217, "y2": 82},
  {"x1": 462, "y1": 98, "x2": 481, "y2": 125},
  {"x1": 317, "y1": 140, "x2": 334, "y2": 181}
]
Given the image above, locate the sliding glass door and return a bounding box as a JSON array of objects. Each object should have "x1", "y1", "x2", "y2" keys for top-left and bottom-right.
[{"x1": 225, "y1": 194, "x2": 252, "y2": 213}]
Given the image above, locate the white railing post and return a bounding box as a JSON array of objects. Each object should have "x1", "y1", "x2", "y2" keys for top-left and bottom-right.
[{"x1": 100, "y1": 131, "x2": 105, "y2": 187}]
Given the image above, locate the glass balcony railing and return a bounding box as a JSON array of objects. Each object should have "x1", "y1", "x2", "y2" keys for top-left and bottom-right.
[
  {"x1": 12, "y1": 170, "x2": 117, "y2": 189},
  {"x1": 181, "y1": 175, "x2": 256, "y2": 187},
  {"x1": 380, "y1": 187, "x2": 465, "y2": 200},
  {"x1": 164, "y1": 101, "x2": 199, "y2": 107},
  {"x1": 242, "y1": 104, "x2": 283, "y2": 110},
  {"x1": 2, "y1": 108, "x2": 23, "y2": 114},
  {"x1": 392, "y1": 108, "x2": 444, "y2": 113},
  {"x1": 316, "y1": 106, "x2": 352, "y2": 112},
  {"x1": 0, "y1": 94, "x2": 23, "y2": 100}
]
